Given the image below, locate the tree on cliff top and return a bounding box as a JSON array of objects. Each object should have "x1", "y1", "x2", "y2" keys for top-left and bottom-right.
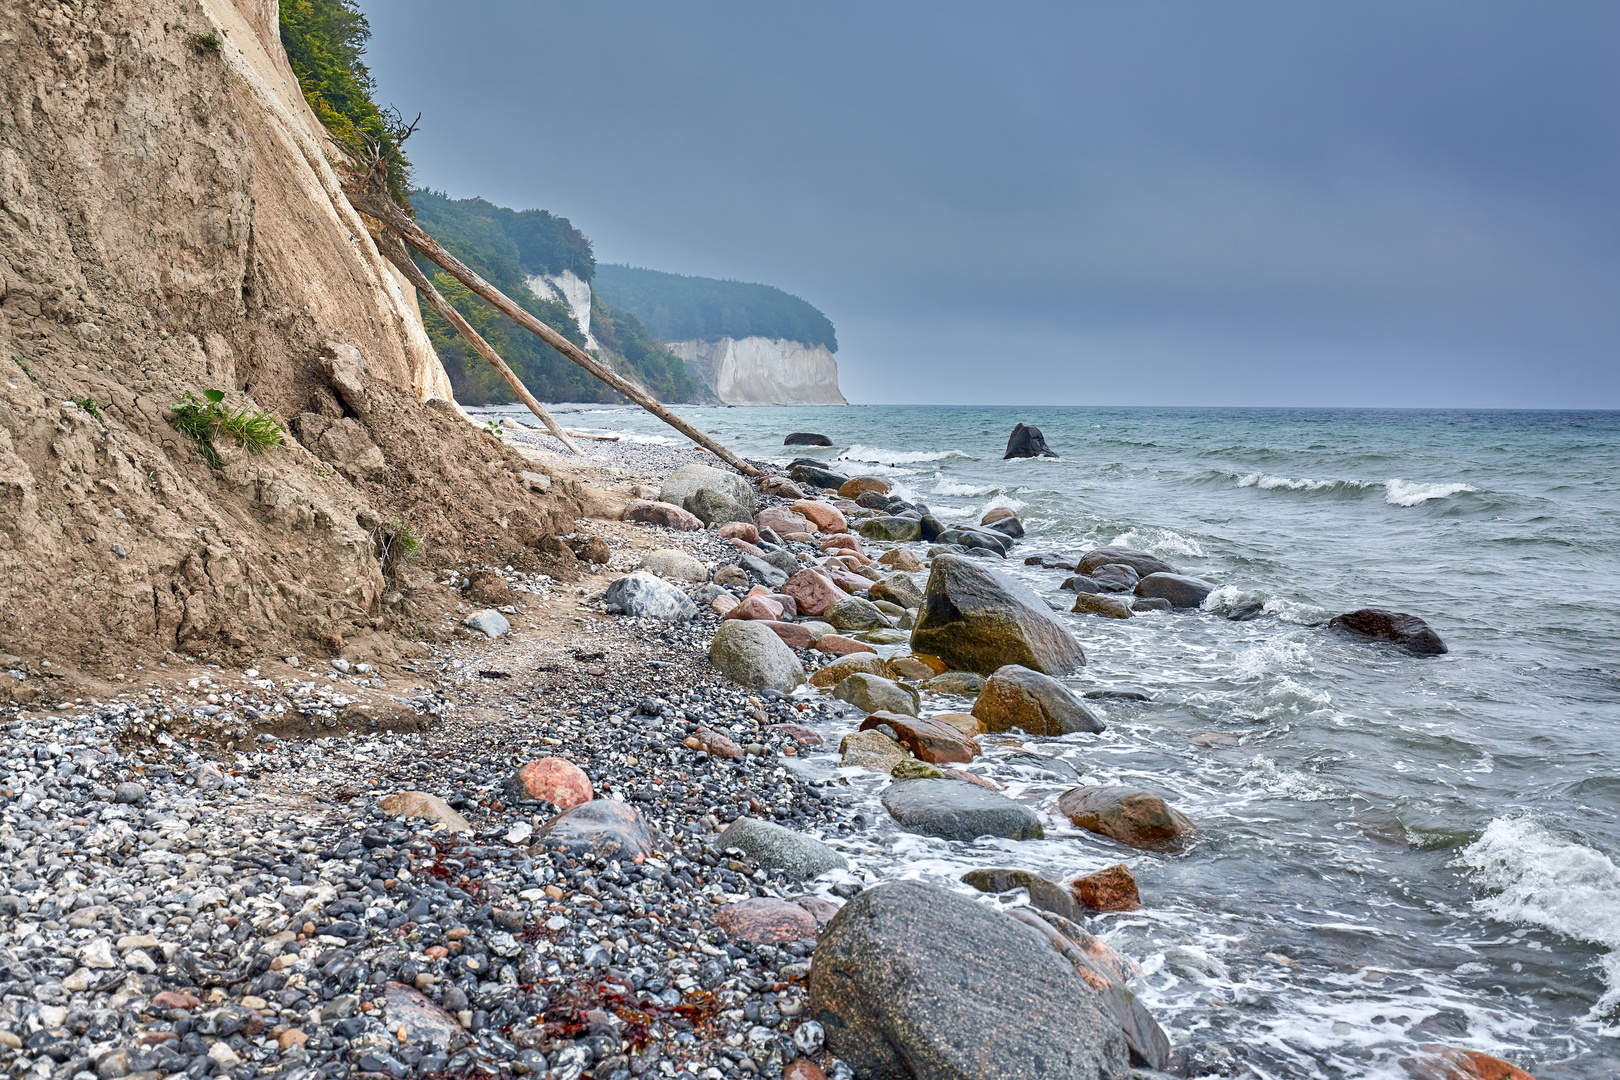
[{"x1": 280, "y1": 0, "x2": 414, "y2": 206}]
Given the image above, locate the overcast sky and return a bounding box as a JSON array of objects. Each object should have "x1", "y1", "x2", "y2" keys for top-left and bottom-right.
[{"x1": 361, "y1": 1, "x2": 1619, "y2": 407}]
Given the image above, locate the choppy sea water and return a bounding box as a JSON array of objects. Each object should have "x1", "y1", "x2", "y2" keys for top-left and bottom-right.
[{"x1": 509, "y1": 404, "x2": 1620, "y2": 1078}]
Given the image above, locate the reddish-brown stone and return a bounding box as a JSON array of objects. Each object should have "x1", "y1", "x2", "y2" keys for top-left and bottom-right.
[
  {"x1": 826, "y1": 567, "x2": 874, "y2": 593},
  {"x1": 877, "y1": 547, "x2": 925, "y2": 571},
  {"x1": 725, "y1": 595, "x2": 785, "y2": 622},
  {"x1": 785, "y1": 1059, "x2": 828, "y2": 1080},
  {"x1": 782, "y1": 567, "x2": 848, "y2": 617},
  {"x1": 809, "y1": 653, "x2": 889, "y2": 687},
  {"x1": 717, "y1": 521, "x2": 760, "y2": 543},
  {"x1": 981, "y1": 506, "x2": 1017, "y2": 525},
  {"x1": 1070, "y1": 864, "x2": 1142, "y2": 912},
  {"x1": 515, "y1": 758, "x2": 593, "y2": 810},
  {"x1": 817, "y1": 635, "x2": 877, "y2": 656},
  {"x1": 769, "y1": 722, "x2": 825, "y2": 746},
  {"x1": 728, "y1": 537, "x2": 766, "y2": 558},
  {"x1": 886, "y1": 655, "x2": 939, "y2": 681},
  {"x1": 1058, "y1": 786, "x2": 1197, "y2": 852},
  {"x1": 859, "y1": 712, "x2": 980, "y2": 764},
  {"x1": 711, "y1": 594, "x2": 739, "y2": 615},
  {"x1": 757, "y1": 507, "x2": 813, "y2": 536},
  {"x1": 767, "y1": 593, "x2": 799, "y2": 619},
  {"x1": 622, "y1": 500, "x2": 703, "y2": 531},
  {"x1": 152, "y1": 991, "x2": 199, "y2": 1010},
  {"x1": 1403, "y1": 1045, "x2": 1538, "y2": 1080},
  {"x1": 762, "y1": 621, "x2": 820, "y2": 649},
  {"x1": 792, "y1": 499, "x2": 849, "y2": 533},
  {"x1": 839, "y1": 477, "x2": 891, "y2": 499},
  {"x1": 686, "y1": 727, "x2": 744, "y2": 760},
  {"x1": 714, "y1": 897, "x2": 818, "y2": 945},
  {"x1": 819, "y1": 534, "x2": 861, "y2": 552}
]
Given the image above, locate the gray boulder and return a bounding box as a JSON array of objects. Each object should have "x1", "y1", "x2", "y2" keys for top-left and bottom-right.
[
  {"x1": 1133, "y1": 572, "x2": 1215, "y2": 609},
  {"x1": 972, "y1": 664, "x2": 1105, "y2": 736},
  {"x1": 708, "y1": 620, "x2": 806, "y2": 692},
  {"x1": 1077, "y1": 546, "x2": 1177, "y2": 578},
  {"x1": 869, "y1": 572, "x2": 924, "y2": 609},
  {"x1": 827, "y1": 595, "x2": 890, "y2": 632},
  {"x1": 737, "y1": 553, "x2": 789, "y2": 588},
  {"x1": 716, "y1": 817, "x2": 848, "y2": 881},
  {"x1": 687, "y1": 487, "x2": 754, "y2": 527},
  {"x1": 833, "y1": 673, "x2": 920, "y2": 716},
  {"x1": 641, "y1": 548, "x2": 708, "y2": 582},
  {"x1": 1326, "y1": 608, "x2": 1448, "y2": 655},
  {"x1": 603, "y1": 572, "x2": 697, "y2": 621},
  {"x1": 1090, "y1": 563, "x2": 1140, "y2": 592},
  {"x1": 807, "y1": 881, "x2": 1129, "y2": 1079},
  {"x1": 858, "y1": 516, "x2": 923, "y2": 542},
  {"x1": 461, "y1": 609, "x2": 510, "y2": 638},
  {"x1": 880, "y1": 778, "x2": 1043, "y2": 842},
  {"x1": 660, "y1": 463, "x2": 756, "y2": 518},
  {"x1": 910, "y1": 554, "x2": 1086, "y2": 676}
]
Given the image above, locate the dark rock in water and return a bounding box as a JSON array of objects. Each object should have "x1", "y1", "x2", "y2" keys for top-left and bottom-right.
[
  {"x1": 1227, "y1": 600, "x2": 1266, "y2": 621},
  {"x1": 984, "y1": 515, "x2": 1025, "y2": 539},
  {"x1": 854, "y1": 490, "x2": 891, "y2": 510},
  {"x1": 861, "y1": 711, "x2": 980, "y2": 764},
  {"x1": 1131, "y1": 597, "x2": 1174, "y2": 613},
  {"x1": 1025, "y1": 553, "x2": 1077, "y2": 570},
  {"x1": 1327, "y1": 608, "x2": 1448, "y2": 655},
  {"x1": 1078, "y1": 546, "x2": 1178, "y2": 578},
  {"x1": 808, "y1": 881, "x2": 1130, "y2": 1080},
  {"x1": 1084, "y1": 689, "x2": 1150, "y2": 701},
  {"x1": 1061, "y1": 574, "x2": 1104, "y2": 594},
  {"x1": 882, "y1": 778, "x2": 1044, "y2": 841},
  {"x1": 961, "y1": 868, "x2": 1085, "y2": 923},
  {"x1": 1090, "y1": 563, "x2": 1140, "y2": 593},
  {"x1": 918, "y1": 515, "x2": 947, "y2": 542},
  {"x1": 790, "y1": 457, "x2": 831, "y2": 468},
  {"x1": 1003, "y1": 422, "x2": 1059, "y2": 460},
  {"x1": 788, "y1": 463, "x2": 851, "y2": 490},
  {"x1": 536, "y1": 800, "x2": 674, "y2": 864},
  {"x1": 1134, "y1": 572, "x2": 1215, "y2": 608},
  {"x1": 784, "y1": 432, "x2": 834, "y2": 446},
  {"x1": 936, "y1": 526, "x2": 1011, "y2": 555},
  {"x1": 1058, "y1": 786, "x2": 1197, "y2": 852},
  {"x1": 910, "y1": 554, "x2": 1087, "y2": 676},
  {"x1": 973, "y1": 664, "x2": 1105, "y2": 735},
  {"x1": 1002, "y1": 751, "x2": 1081, "y2": 781},
  {"x1": 869, "y1": 572, "x2": 924, "y2": 609}
]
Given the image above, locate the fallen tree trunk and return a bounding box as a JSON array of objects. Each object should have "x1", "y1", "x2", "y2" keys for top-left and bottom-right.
[
  {"x1": 346, "y1": 180, "x2": 762, "y2": 478},
  {"x1": 376, "y1": 229, "x2": 582, "y2": 455}
]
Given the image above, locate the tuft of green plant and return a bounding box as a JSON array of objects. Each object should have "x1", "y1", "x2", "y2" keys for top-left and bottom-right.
[
  {"x1": 372, "y1": 516, "x2": 423, "y2": 580},
  {"x1": 483, "y1": 419, "x2": 504, "y2": 441},
  {"x1": 72, "y1": 396, "x2": 103, "y2": 422},
  {"x1": 170, "y1": 389, "x2": 285, "y2": 469},
  {"x1": 192, "y1": 31, "x2": 222, "y2": 53},
  {"x1": 12, "y1": 355, "x2": 36, "y2": 381}
]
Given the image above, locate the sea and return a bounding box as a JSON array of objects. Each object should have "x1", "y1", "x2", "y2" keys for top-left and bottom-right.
[{"x1": 484, "y1": 403, "x2": 1620, "y2": 1079}]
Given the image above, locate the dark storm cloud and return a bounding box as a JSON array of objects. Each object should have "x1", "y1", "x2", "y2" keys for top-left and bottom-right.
[{"x1": 361, "y1": 1, "x2": 1620, "y2": 406}]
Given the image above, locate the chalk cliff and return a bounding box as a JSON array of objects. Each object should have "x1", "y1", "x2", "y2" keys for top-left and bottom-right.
[
  {"x1": 525, "y1": 269, "x2": 599, "y2": 350},
  {"x1": 669, "y1": 337, "x2": 846, "y2": 405}
]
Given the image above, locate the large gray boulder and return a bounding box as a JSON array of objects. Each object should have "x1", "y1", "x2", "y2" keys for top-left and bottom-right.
[
  {"x1": 640, "y1": 549, "x2": 708, "y2": 582},
  {"x1": 708, "y1": 620, "x2": 806, "y2": 692},
  {"x1": 827, "y1": 595, "x2": 890, "y2": 632},
  {"x1": 686, "y1": 486, "x2": 755, "y2": 527},
  {"x1": 807, "y1": 880, "x2": 1129, "y2": 1080},
  {"x1": 972, "y1": 664, "x2": 1105, "y2": 736},
  {"x1": 880, "y1": 778, "x2": 1043, "y2": 842},
  {"x1": 1133, "y1": 572, "x2": 1215, "y2": 609},
  {"x1": 716, "y1": 817, "x2": 848, "y2": 881},
  {"x1": 910, "y1": 554, "x2": 1086, "y2": 676},
  {"x1": 659, "y1": 463, "x2": 757, "y2": 519},
  {"x1": 1077, "y1": 546, "x2": 1177, "y2": 578},
  {"x1": 833, "y1": 673, "x2": 920, "y2": 716},
  {"x1": 602, "y1": 572, "x2": 697, "y2": 621}
]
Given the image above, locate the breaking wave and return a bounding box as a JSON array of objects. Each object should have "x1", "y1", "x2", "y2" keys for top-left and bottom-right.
[
  {"x1": 841, "y1": 445, "x2": 975, "y2": 465},
  {"x1": 1383, "y1": 478, "x2": 1477, "y2": 506}
]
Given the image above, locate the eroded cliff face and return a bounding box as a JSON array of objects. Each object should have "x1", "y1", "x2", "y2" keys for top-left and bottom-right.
[
  {"x1": 0, "y1": 0, "x2": 585, "y2": 688},
  {"x1": 525, "y1": 269, "x2": 598, "y2": 350},
  {"x1": 668, "y1": 337, "x2": 845, "y2": 405}
]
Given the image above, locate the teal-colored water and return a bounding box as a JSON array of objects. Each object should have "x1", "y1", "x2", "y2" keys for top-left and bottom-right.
[{"x1": 514, "y1": 404, "x2": 1620, "y2": 1078}]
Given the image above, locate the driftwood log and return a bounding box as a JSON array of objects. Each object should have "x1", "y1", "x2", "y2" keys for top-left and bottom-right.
[
  {"x1": 346, "y1": 176, "x2": 762, "y2": 477},
  {"x1": 376, "y1": 229, "x2": 583, "y2": 455}
]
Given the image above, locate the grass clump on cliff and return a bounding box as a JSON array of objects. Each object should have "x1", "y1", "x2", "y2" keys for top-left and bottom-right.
[
  {"x1": 280, "y1": 0, "x2": 414, "y2": 206},
  {"x1": 171, "y1": 390, "x2": 285, "y2": 469},
  {"x1": 372, "y1": 516, "x2": 424, "y2": 583}
]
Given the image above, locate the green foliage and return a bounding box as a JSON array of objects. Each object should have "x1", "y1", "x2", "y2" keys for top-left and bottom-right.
[
  {"x1": 12, "y1": 355, "x2": 36, "y2": 381},
  {"x1": 409, "y1": 191, "x2": 700, "y2": 405},
  {"x1": 279, "y1": 0, "x2": 413, "y2": 205},
  {"x1": 192, "y1": 31, "x2": 221, "y2": 54},
  {"x1": 594, "y1": 264, "x2": 837, "y2": 352},
  {"x1": 72, "y1": 397, "x2": 103, "y2": 422},
  {"x1": 170, "y1": 390, "x2": 285, "y2": 469},
  {"x1": 372, "y1": 516, "x2": 423, "y2": 580},
  {"x1": 483, "y1": 420, "x2": 505, "y2": 441}
]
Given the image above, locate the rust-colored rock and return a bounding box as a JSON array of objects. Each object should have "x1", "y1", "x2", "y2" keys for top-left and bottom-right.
[
  {"x1": 1403, "y1": 1045, "x2": 1538, "y2": 1080},
  {"x1": 826, "y1": 566, "x2": 874, "y2": 593},
  {"x1": 715, "y1": 897, "x2": 819, "y2": 945},
  {"x1": 877, "y1": 547, "x2": 926, "y2": 571},
  {"x1": 152, "y1": 991, "x2": 199, "y2": 1010},
  {"x1": 785, "y1": 1059, "x2": 827, "y2": 1080},
  {"x1": 1070, "y1": 864, "x2": 1142, "y2": 912},
  {"x1": 762, "y1": 621, "x2": 820, "y2": 649},
  {"x1": 819, "y1": 533, "x2": 861, "y2": 552},
  {"x1": 810, "y1": 653, "x2": 889, "y2": 687},
  {"x1": 724, "y1": 595, "x2": 785, "y2": 621},
  {"x1": 793, "y1": 499, "x2": 848, "y2": 533},
  {"x1": 513, "y1": 758, "x2": 593, "y2": 810},
  {"x1": 623, "y1": 499, "x2": 703, "y2": 530},
  {"x1": 981, "y1": 506, "x2": 1016, "y2": 525},
  {"x1": 860, "y1": 711, "x2": 980, "y2": 764},
  {"x1": 1058, "y1": 786, "x2": 1197, "y2": 852},
  {"x1": 782, "y1": 567, "x2": 848, "y2": 617},
  {"x1": 838, "y1": 477, "x2": 891, "y2": 499},
  {"x1": 817, "y1": 634, "x2": 876, "y2": 656},
  {"x1": 886, "y1": 655, "x2": 939, "y2": 681},
  {"x1": 769, "y1": 722, "x2": 824, "y2": 746},
  {"x1": 717, "y1": 521, "x2": 760, "y2": 543},
  {"x1": 687, "y1": 727, "x2": 744, "y2": 760},
  {"x1": 757, "y1": 507, "x2": 813, "y2": 536}
]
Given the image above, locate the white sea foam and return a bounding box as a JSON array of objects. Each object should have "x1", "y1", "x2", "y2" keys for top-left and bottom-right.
[
  {"x1": 1384, "y1": 478, "x2": 1476, "y2": 506},
  {"x1": 1203, "y1": 585, "x2": 1330, "y2": 626},
  {"x1": 931, "y1": 476, "x2": 995, "y2": 498},
  {"x1": 1108, "y1": 527, "x2": 1204, "y2": 558},
  {"x1": 841, "y1": 444, "x2": 973, "y2": 465},
  {"x1": 1238, "y1": 472, "x2": 1341, "y2": 491},
  {"x1": 1458, "y1": 817, "x2": 1620, "y2": 1016}
]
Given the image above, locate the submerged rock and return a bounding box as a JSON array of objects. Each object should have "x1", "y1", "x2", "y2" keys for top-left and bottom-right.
[
  {"x1": 833, "y1": 673, "x2": 919, "y2": 716},
  {"x1": 961, "y1": 867, "x2": 1085, "y2": 924},
  {"x1": 1073, "y1": 593, "x2": 1134, "y2": 619},
  {"x1": 972, "y1": 664, "x2": 1105, "y2": 736},
  {"x1": 1328, "y1": 608, "x2": 1448, "y2": 655},
  {"x1": 1133, "y1": 572, "x2": 1215, "y2": 608},
  {"x1": 1058, "y1": 786, "x2": 1197, "y2": 852},
  {"x1": 881, "y1": 778, "x2": 1043, "y2": 841},
  {"x1": 807, "y1": 881, "x2": 1128, "y2": 1079},
  {"x1": 1003, "y1": 422, "x2": 1060, "y2": 459},
  {"x1": 910, "y1": 554, "x2": 1086, "y2": 676},
  {"x1": 838, "y1": 729, "x2": 910, "y2": 772},
  {"x1": 784, "y1": 432, "x2": 834, "y2": 446}
]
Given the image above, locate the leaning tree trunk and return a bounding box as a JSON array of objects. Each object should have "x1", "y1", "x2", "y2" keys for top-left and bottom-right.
[
  {"x1": 345, "y1": 178, "x2": 762, "y2": 478},
  {"x1": 376, "y1": 229, "x2": 582, "y2": 455}
]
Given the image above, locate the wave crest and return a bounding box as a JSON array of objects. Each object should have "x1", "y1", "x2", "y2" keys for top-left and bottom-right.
[
  {"x1": 1384, "y1": 478, "x2": 1476, "y2": 506},
  {"x1": 841, "y1": 444, "x2": 975, "y2": 465}
]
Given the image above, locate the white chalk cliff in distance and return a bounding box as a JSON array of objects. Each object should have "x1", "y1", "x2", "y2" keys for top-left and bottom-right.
[
  {"x1": 525, "y1": 269, "x2": 598, "y2": 350},
  {"x1": 668, "y1": 337, "x2": 846, "y2": 405}
]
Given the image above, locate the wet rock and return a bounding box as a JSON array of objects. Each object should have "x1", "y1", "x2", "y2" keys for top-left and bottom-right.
[
  {"x1": 1060, "y1": 574, "x2": 1103, "y2": 594},
  {"x1": 1090, "y1": 563, "x2": 1140, "y2": 592},
  {"x1": 716, "y1": 897, "x2": 819, "y2": 945},
  {"x1": 1003, "y1": 751, "x2": 1080, "y2": 780},
  {"x1": 817, "y1": 634, "x2": 877, "y2": 656},
  {"x1": 1077, "y1": 546, "x2": 1178, "y2": 578},
  {"x1": 868, "y1": 572, "x2": 924, "y2": 609},
  {"x1": 984, "y1": 515, "x2": 1025, "y2": 539},
  {"x1": 641, "y1": 548, "x2": 709, "y2": 582},
  {"x1": 1401, "y1": 1045, "x2": 1537, "y2": 1080},
  {"x1": 709, "y1": 620, "x2": 807, "y2": 692},
  {"x1": 660, "y1": 463, "x2": 757, "y2": 518},
  {"x1": 839, "y1": 477, "x2": 890, "y2": 498},
  {"x1": 892, "y1": 759, "x2": 945, "y2": 780},
  {"x1": 935, "y1": 525, "x2": 1012, "y2": 556},
  {"x1": 1003, "y1": 422, "x2": 1060, "y2": 459},
  {"x1": 859, "y1": 712, "x2": 980, "y2": 763},
  {"x1": 961, "y1": 868, "x2": 1085, "y2": 923},
  {"x1": 1134, "y1": 572, "x2": 1216, "y2": 609},
  {"x1": 762, "y1": 620, "x2": 820, "y2": 649},
  {"x1": 770, "y1": 722, "x2": 825, "y2": 747},
  {"x1": 535, "y1": 799, "x2": 673, "y2": 863},
  {"x1": 833, "y1": 673, "x2": 920, "y2": 716},
  {"x1": 858, "y1": 516, "x2": 922, "y2": 542},
  {"x1": 827, "y1": 595, "x2": 890, "y2": 632},
  {"x1": 785, "y1": 432, "x2": 835, "y2": 446},
  {"x1": 718, "y1": 817, "x2": 849, "y2": 880},
  {"x1": 782, "y1": 567, "x2": 848, "y2": 617},
  {"x1": 603, "y1": 572, "x2": 698, "y2": 621},
  {"x1": 808, "y1": 881, "x2": 1127, "y2": 1079},
  {"x1": 383, "y1": 982, "x2": 464, "y2": 1051},
  {"x1": 928, "y1": 712, "x2": 983, "y2": 737},
  {"x1": 461, "y1": 609, "x2": 510, "y2": 639},
  {"x1": 793, "y1": 500, "x2": 849, "y2": 533},
  {"x1": 910, "y1": 554, "x2": 1087, "y2": 676},
  {"x1": 881, "y1": 778, "x2": 1043, "y2": 841},
  {"x1": 1327, "y1": 608, "x2": 1448, "y2": 655},
  {"x1": 923, "y1": 670, "x2": 986, "y2": 695},
  {"x1": 378, "y1": 791, "x2": 472, "y2": 833},
  {"x1": 1070, "y1": 864, "x2": 1143, "y2": 912},
  {"x1": 839, "y1": 729, "x2": 911, "y2": 772},
  {"x1": 1058, "y1": 786, "x2": 1197, "y2": 852},
  {"x1": 972, "y1": 664, "x2": 1105, "y2": 736},
  {"x1": 809, "y1": 653, "x2": 889, "y2": 687},
  {"x1": 1131, "y1": 597, "x2": 1173, "y2": 613},
  {"x1": 1073, "y1": 593, "x2": 1134, "y2": 619},
  {"x1": 983, "y1": 507, "x2": 1018, "y2": 526},
  {"x1": 761, "y1": 475, "x2": 809, "y2": 499},
  {"x1": 876, "y1": 547, "x2": 925, "y2": 572},
  {"x1": 622, "y1": 499, "x2": 704, "y2": 531},
  {"x1": 788, "y1": 463, "x2": 851, "y2": 490},
  {"x1": 509, "y1": 757, "x2": 593, "y2": 809},
  {"x1": 1227, "y1": 599, "x2": 1266, "y2": 621},
  {"x1": 885, "y1": 654, "x2": 943, "y2": 681}
]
